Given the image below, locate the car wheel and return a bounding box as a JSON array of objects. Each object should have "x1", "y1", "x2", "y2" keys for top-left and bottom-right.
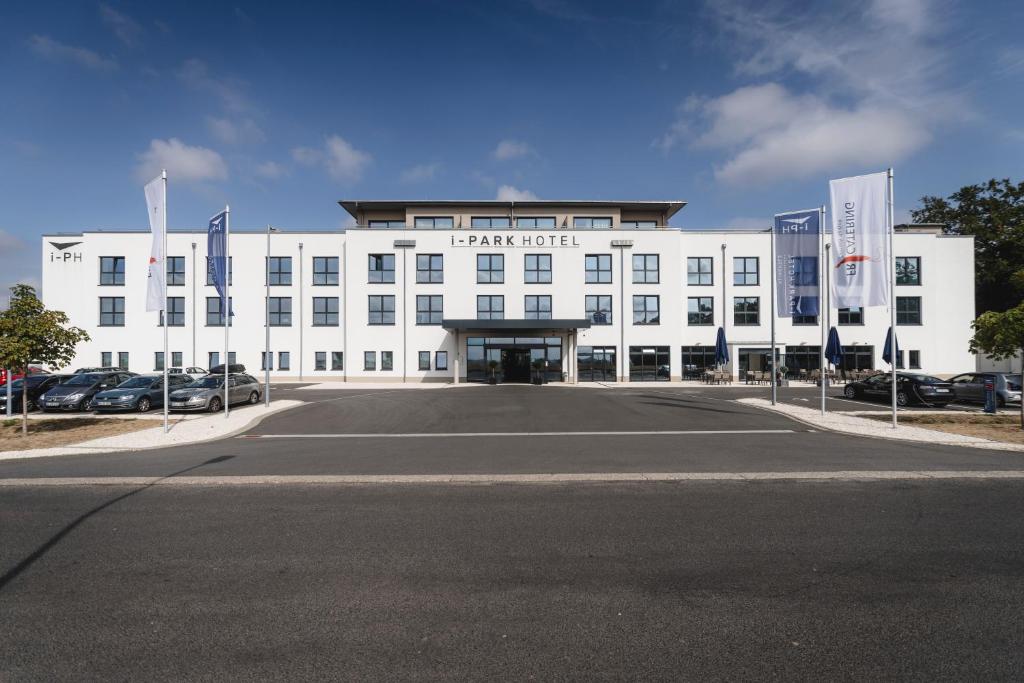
[
  {"x1": 137, "y1": 397, "x2": 151, "y2": 413},
  {"x1": 82, "y1": 397, "x2": 94, "y2": 412},
  {"x1": 208, "y1": 396, "x2": 223, "y2": 413},
  {"x1": 896, "y1": 391, "x2": 909, "y2": 407},
  {"x1": 844, "y1": 385, "x2": 857, "y2": 399},
  {"x1": 248, "y1": 391, "x2": 259, "y2": 405},
  {"x1": 997, "y1": 395, "x2": 1006, "y2": 408}
]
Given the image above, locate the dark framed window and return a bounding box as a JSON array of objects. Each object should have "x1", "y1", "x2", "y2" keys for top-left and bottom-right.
[
  {"x1": 524, "y1": 254, "x2": 552, "y2": 283},
  {"x1": 734, "y1": 297, "x2": 760, "y2": 325},
  {"x1": 416, "y1": 254, "x2": 443, "y2": 283},
  {"x1": 414, "y1": 216, "x2": 454, "y2": 229},
  {"x1": 205, "y1": 297, "x2": 232, "y2": 326},
  {"x1": 331, "y1": 351, "x2": 344, "y2": 371},
  {"x1": 313, "y1": 257, "x2": 339, "y2": 285},
  {"x1": 418, "y1": 351, "x2": 431, "y2": 370},
  {"x1": 585, "y1": 254, "x2": 613, "y2": 284},
  {"x1": 117, "y1": 352, "x2": 129, "y2": 371},
  {"x1": 733, "y1": 257, "x2": 759, "y2": 286},
  {"x1": 368, "y1": 220, "x2": 405, "y2": 229},
  {"x1": 681, "y1": 346, "x2": 717, "y2": 373},
  {"x1": 525, "y1": 295, "x2": 552, "y2": 320},
  {"x1": 477, "y1": 295, "x2": 504, "y2": 320},
  {"x1": 368, "y1": 254, "x2": 395, "y2": 283},
  {"x1": 159, "y1": 297, "x2": 185, "y2": 327},
  {"x1": 687, "y1": 297, "x2": 713, "y2": 326},
  {"x1": 585, "y1": 295, "x2": 612, "y2": 325},
  {"x1": 896, "y1": 257, "x2": 921, "y2": 285},
  {"x1": 629, "y1": 346, "x2": 669, "y2": 382},
  {"x1": 208, "y1": 352, "x2": 219, "y2": 369},
  {"x1": 278, "y1": 352, "x2": 290, "y2": 371},
  {"x1": 172, "y1": 351, "x2": 182, "y2": 367},
  {"x1": 101, "y1": 352, "x2": 112, "y2": 367},
  {"x1": 155, "y1": 352, "x2": 165, "y2": 372},
  {"x1": 687, "y1": 257, "x2": 713, "y2": 286},
  {"x1": 471, "y1": 216, "x2": 511, "y2": 229},
  {"x1": 435, "y1": 351, "x2": 448, "y2": 370},
  {"x1": 793, "y1": 314, "x2": 818, "y2": 325},
  {"x1": 368, "y1": 295, "x2": 395, "y2": 325},
  {"x1": 632, "y1": 295, "x2": 660, "y2": 325},
  {"x1": 895, "y1": 350, "x2": 906, "y2": 369},
  {"x1": 632, "y1": 254, "x2": 659, "y2": 283},
  {"x1": 266, "y1": 256, "x2": 292, "y2": 285},
  {"x1": 363, "y1": 351, "x2": 376, "y2": 370},
  {"x1": 312, "y1": 297, "x2": 339, "y2": 326},
  {"x1": 206, "y1": 257, "x2": 232, "y2": 285},
  {"x1": 477, "y1": 254, "x2": 504, "y2": 283},
  {"x1": 896, "y1": 296, "x2": 922, "y2": 325},
  {"x1": 381, "y1": 351, "x2": 393, "y2": 370},
  {"x1": 909, "y1": 350, "x2": 921, "y2": 369},
  {"x1": 167, "y1": 256, "x2": 185, "y2": 286},
  {"x1": 261, "y1": 352, "x2": 273, "y2": 371},
  {"x1": 99, "y1": 257, "x2": 125, "y2": 286},
  {"x1": 577, "y1": 346, "x2": 617, "y2": 382},
  {"x1": 573, "y1": 216, "x2": 612, "y2": 229},
  {"x1": 315, "y1": 352, "x2": 327, "y2": 371},
  {"x1": 621, "y1": 220, "x2": 657, "y2": 229},
  {"x1": 838, "y1": 307, "x2": 864, "y2": 325},
  {"x1": 99, "y1": 296, "x2": 125, "y2": 326},
  {"x1": 516, "y1": 217, "x2": 556, "y2": 229},
  {"x1": 267, "y1": 297, "x2": 292, "y2": 326},
  {"x1": 416, "y1": 295, "x2": 443, "y2": 325},
  {"x1": 783, "y1": 346, "x2": 822, "y2": 374}
]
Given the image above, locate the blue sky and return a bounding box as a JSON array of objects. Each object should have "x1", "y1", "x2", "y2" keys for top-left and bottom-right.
[{"x1": 1, "y1": 0, "x2": 1022, "y2": 296}]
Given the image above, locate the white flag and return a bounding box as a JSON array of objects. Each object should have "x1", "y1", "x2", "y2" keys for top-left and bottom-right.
[
  {"x1": 144, "y1": 173, "x2": 165, "y2": 312},
  {"x1": 829, "y1": 171, "x2": 890, "y2": 308}
]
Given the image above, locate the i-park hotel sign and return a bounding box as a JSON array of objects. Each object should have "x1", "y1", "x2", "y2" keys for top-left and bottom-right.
[{"x1": 48, "y1": 241, "x2": 83, "y2": 263}]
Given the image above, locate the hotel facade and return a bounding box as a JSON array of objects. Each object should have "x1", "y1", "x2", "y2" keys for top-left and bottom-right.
[{"x1": 41, "y1": 200, "x2": 976, "y2": 382}]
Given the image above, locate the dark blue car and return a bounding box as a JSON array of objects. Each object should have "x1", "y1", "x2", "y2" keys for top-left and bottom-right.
[{"x1": 92, "y1": 373, "x2": 194, "y2": 413}]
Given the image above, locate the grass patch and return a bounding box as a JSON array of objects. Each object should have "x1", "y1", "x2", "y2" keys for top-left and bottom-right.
[
  {"x1": 867, "y1": 413, "x2": 1024, "y2": 444},
  {"x1": 0, "y1": 417, "x2": 159, "y2": 452}
]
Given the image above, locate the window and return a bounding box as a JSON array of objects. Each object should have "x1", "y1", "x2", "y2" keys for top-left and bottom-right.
[
  {"x1": 205, "y1": 297, "x2": 232, "y2": 326},
  {"x1": 525, "y1": 295, "x2": 552, "y2": 320},
  {"x1": 687, "y1": 297, "x2": 713, "y2": 326},
  {"x1": 687, "y1": 257, "x2": 713, "y2": 286},
  {"x1": 331, "y1": 352, "x2": 344, "y2": 371},
  {"x1": 477, "y1": 254, "x2": 504, "y2": 283},
  {"x1": 897, "y1": 296, "x2": 922, "y2": 325},
  {"x1": 172, "y1": 351, "x2": 182, "y2": 367},
  {"x1": 681, "y1": 346, "x2": 717, "y2": 373},
  {"x1": 435, "y1": 351, "x2": 448, "y2": 371},
  {"x1": 101, "y1": 352, "x2": 112, "y2": 367},
  {"x1": 416, "y1": 295, "x2": 443, "y2": 325},
  {"x1": 368, "y1": 295, "x2": 395, "y2": 325},
  {"x1": 793, "y1": 314, "x2": 818, "y2": 325},
  {"x1": 364, "y1": 351, "x2": 376, "y2": 370},
  {"x1": 167, "y1": 256, "x2": 185, "y2": 286},
  {"x1": 209, "y1": 352, "x2": 219, "y2": 369},
  {"x1": 471, "y1": 216, "x2": 511, "y2": 229},
  {"x1": 419, "y1": 351, "x2": 431, "y2": 370},
  {"x1": 632, "y1": 254, "x2": 659, "y2": 283},
  {"x1": 516, "y1": 217, "x2": 556, "y2": 229},
  {"x1": 381, "y1": 352, "x2": 394, "y2": 370},
  {"x1": 629, "y1": 346, "x2": 669, "y2": 382},
  {"x1": 261, "y1": 352, "x2": 273, "y2": 371},
  {"x1": 585, "y1": 254, "x2": 612, "y2": 284},
  {"x1": 99, "y1": 257, "x2": 125, "y2": 285},
  {"x1": 896, "y1": 257, "x2": 921, "y2": 285},
  {"x1": 416, "y1": 254, "x2": 443, "y2": 283},
  {"x1": 266, "y1": 297, "x2": 292, "y2": 326},
  {"x1": 574, "y1": 216, "x2": 613, "y2": 229},
  {"x1": 118, "y1": 352, "x2": 129, "y2": 371},
  {"x1": 278, "y1": 352, "x2": 290, "y2": 371},
  {"x1": 414, "y1": 216, "x2": 454, "y2": 229},
  {"x1": 159, "y1": 297, "x2": 185, "y2": 327},
  {"x1": 783, "y1": 346, "x2": 822, "y2": 374},
  {"x1": 312, "y1": 297, "x2": 339, "y2": 326},
  {"x1": 578, "y1": 346, "x2": 617, "y2": 382},
  {"x1": 621, "y1": 220, "x2": 657, "y2": 229},
  {"x1": 99, "y1": 297, "x2": 125, "y2": 326},
  {"x1": 838, "y1": 307, "x2": 864, "y2": 325},
  {"x1": 155, "y1": 352, "x2": 165, "y2": 371},
  {"x1": 633, "y1": 295, "x2": 660, "y2": 325},
  {"x1": 909, "y1": 350, "x2": 921, "y2": 369},
  {"x1": 265, "y1": 257, "x2": 292, "y2": 285},
  {"x1": 477, "y1": 295, "x2": 504, "y2": 320},
  {"x1": 895, "y1": 350, "x2": 906, "y2": 369},
  {"x1": 524, "y1": 254, "x2": 552, "y2": 283},
  {"x1": 206, "y1": 257, "x2": 232, "y2": 285},
  {"x1": 368, "y1": 254, "x2": 395, "y2": 283},
  {"x1": 315, "y1": 352, "x2": 327, "y2": 371},
  {"x1": 585, "y1": 295, "x2": 612, "y2": 325},
  {"x1": 734, "y1": 297, "x2": 760, "y2": 325},
  {"x1": 368, "y1": 220, "x2": 405, "y2": 229},
  {"x1": 733, "y1": 257, "x2": 759, "y2": 286},
  {"x1": 313, "y1": 257, "x2": 339, "y2": 285}
]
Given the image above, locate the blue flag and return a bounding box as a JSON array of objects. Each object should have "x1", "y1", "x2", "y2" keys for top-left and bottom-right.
[
  {"x1": 774, "y1": 210, "x2": 820, "y2": 318},
  {"x1": 207, "y1": 210, "x2": 229, "y2": 311}
]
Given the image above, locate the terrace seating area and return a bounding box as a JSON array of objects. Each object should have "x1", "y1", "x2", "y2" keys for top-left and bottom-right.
[{"x1": 701, "y1": 369, "x2": 733, "y2": 385}]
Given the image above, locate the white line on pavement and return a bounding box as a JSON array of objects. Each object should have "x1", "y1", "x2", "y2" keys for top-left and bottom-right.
[{"x1": 240, "y1": 429, "x2": 798, "y2": 439}]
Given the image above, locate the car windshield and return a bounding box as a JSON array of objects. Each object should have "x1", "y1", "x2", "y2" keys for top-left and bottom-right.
[
  {"x1": 118, "y1": 377, "x2": 155, "y2": 388},
  {"x1": 63, "y1": 373, "x2": 103, "y2": 387},
  {"x1": 905, "y1": 374, "x2": 944, "y2": 384},
  {"x1": 188, "y1": 377, "x2": 223, "y2": 389},
  {"x1": 1006, "y1": 375, "x2": 1022, "y2": 391},
  {"x1": 6, "y1": 379, "x2": 25, "y2": 389}
]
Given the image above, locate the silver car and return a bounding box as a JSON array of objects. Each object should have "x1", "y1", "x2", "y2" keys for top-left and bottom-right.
[
  {"x1": 949, "y1": 372, "x2": 1022, "y2": 407},
  {"x1": 167, "y1": 373, "x2": 263, "y2": 412}
]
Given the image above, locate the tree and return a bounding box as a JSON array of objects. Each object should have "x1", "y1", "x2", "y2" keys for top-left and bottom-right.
[
  {"x1": 0, "y1": 285, "x2": 89, "y2": 436},
  {"x1": 912, "y1": 178, "x2": 1024, "y2": 315},
  {"x1": 968, "y1": 302, "x2": 1024, "y2": 429}
]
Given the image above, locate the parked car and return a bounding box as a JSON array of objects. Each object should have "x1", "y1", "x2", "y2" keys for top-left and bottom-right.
[
  {"x1": 168, "y1": 373, "x2": 262, "y2": 412},
  {"x1": 73, "y1": 366, "x2": 122, "y2": 374},
  {"x1": 0, "y1": 366, "x2": 48, "y2": 386},
  {"x1": 843, "y1": 372, "x2": 955, "y2": 407},
  {"x1": 2, "y1": 374, "x2": 72, "y2": 412},
  {"x1": 38, "y1": 371, "x2": 136, "y2": 412},
  {"x1": 168, "y1": 366, "x2": 207, "y2": 376},
  {"x1": 208, "y1": 363, "x2": 247, "y2": 375},
  {"x1": 948, "y1": 372, "x2": 1022, "y2": 407},
  {"x1": 92, "y1": 373, "x2": 195, "y2": 413}
]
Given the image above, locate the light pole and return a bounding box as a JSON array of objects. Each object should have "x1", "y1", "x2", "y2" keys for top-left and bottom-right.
[{"x1": 265, "y1": 224, "x2": 278, "y2": 407}]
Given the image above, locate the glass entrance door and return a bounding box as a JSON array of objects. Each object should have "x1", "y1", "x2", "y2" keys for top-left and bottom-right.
[
  {"x1": 629, "y1": 346, "x2": 669, "y2": 382},
  {"x1": 578, "y1": 346, "x2": 617, "y2": 382},
  {"x1": 501, "y1": 348, "x2": 532, "y2": 383}
]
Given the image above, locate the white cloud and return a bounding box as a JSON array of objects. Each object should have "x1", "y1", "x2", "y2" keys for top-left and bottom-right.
[
  {"x1": 206, "y1": 116, "x2": 265, "y2": 145},
  {"x1": 400, "y1": 162, "x2": 441, "y2": 184},
  {"x1": 135, "y1": 138, "x2": 228, "y2": 183},
  {"x1": 28, "y1": 35, "x2": 118, "y2": 72},
  {"x1": 493, "y1": 140, "x2": 534, "y2": 161},
  {"x1": 496, "y1": 185, "x2": 538, "y2": 201},
  {"x1": 253, "y1": 161, "x2": 286, "y2": 179},
  {"x1": 292, "y1": 135, "x2": 371, "y2": 183},
  {"x1": 99, "y1": 4, "x2": 142, "y2": 47}
]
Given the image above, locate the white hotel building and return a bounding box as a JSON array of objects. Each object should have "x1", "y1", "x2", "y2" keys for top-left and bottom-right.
[{"x1": 41, "y1": 200, "x2": 975, "y2": 383}]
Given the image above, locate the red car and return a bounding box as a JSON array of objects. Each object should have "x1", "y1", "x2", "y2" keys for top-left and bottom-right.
[{"x1": 0, "y1": 366, "x2": 48, "y2": 386}]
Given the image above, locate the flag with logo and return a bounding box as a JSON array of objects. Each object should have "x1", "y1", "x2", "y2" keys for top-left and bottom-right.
[
  {"x1": 774, "y1": 209, "x2": 820, "y2": 318},
  {"x1": 207, "y1": 210, "x2": 229, "y2": 306},
  {"x1": 144, "y1": 174, "x2": 165, "y2": 311},
  {"x1": 829, "y1": 171, "x2": 889, "y2": 308}
]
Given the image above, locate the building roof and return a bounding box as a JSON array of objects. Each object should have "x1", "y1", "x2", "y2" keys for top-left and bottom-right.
[{"x1": 339, "y1": 199, "x2": 686, "y2": 220}]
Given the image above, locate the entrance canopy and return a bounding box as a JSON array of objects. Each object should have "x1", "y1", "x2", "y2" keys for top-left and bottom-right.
[{"x1": 441, "y1": 319, "x2": 591, "y2": 332}]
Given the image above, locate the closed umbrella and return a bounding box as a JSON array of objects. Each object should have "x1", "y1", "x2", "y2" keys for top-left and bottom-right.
[
  {"x1": 714, "y1": 327, "x2": 730, "y2": 368},
  {"x1": 882, "y1": 326, "x2": 900, "y2": 367},
  {"x1": 825, "y1": 327, "x2": 843, "y2": 367}
]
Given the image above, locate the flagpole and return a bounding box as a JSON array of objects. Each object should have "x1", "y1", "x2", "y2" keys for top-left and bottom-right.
[
  {"x1": 162, "y1": 170, "x2": 169, "y2": 433},
  {"x1": 819, "y1": 205, "x2": 827, "y2": 416},
  {"x1": 888, "y1": 168, "x2": 897, "y2": 429},
  {"x1": 769, "y1": 224, "x2": 777, "y2": 405},
  {"x1": 224, "y1": 204, "x2": 230, "y2": 420}
]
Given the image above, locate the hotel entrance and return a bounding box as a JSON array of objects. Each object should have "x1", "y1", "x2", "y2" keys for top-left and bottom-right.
[{"x1": 466, "y1": 336, "x2": 563, "y2": 383}]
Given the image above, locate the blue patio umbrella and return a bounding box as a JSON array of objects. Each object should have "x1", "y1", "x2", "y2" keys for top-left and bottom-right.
[
  {"x1": 882, "y1": 326, "x2": 900, "y2": 366},
  {"x1": 714, "y1": 327, "x2": 730, "y2": 367},
  {"x1": 825, "y1": 327, "x2": 844, "y2": 367}
]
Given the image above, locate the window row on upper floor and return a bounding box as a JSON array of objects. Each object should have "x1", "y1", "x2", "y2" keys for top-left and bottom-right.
[{"x1": 366, "y1": 216, "x2": 660, "y2": 230}]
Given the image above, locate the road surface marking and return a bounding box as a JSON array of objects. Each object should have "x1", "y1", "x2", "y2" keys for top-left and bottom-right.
[{"x1": 239, "y1": 429, "x2": 797, "y2": 439}]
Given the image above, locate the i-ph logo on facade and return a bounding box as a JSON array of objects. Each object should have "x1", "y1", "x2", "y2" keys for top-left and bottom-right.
[{"x1": 49, "y1": 241, "x2": 83, "y2": 263}]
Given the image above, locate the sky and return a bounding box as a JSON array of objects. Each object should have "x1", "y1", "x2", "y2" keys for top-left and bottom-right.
[{"x1": 1, "y1": 0, "x2": 1022, "y2": 299}]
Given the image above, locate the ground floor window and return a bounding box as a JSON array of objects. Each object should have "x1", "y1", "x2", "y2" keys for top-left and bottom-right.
[
  {"x1": 278, "y1": 351, "x2": 290, "y2": 371},
  {"x1": 171, "y1": 351, "x2": 182, "y2": 368},
  {"x1": 364, "y1": 352, "x2": 376, "y2": 371},
  {"x1": 118, "y1": 352, "x2": 129, "y2": 370},
  {"x1": 332, "y1": 352, "x2": 344, "y2": 371},
  {"x1": 261, "y1": 352, "x2": 273, "y2": 371},
  {"x1": 578, "y1": 346, "x2": 616, "y2": 382},
  {"x1": 155, "y1": 352, "x2": 164, "y2": 371},
  {"x1": 784, "y1": 346, "x2": 821, "y2": 376},
  {"x1": 207, "y1": 352, "x2": 236, "y2": 369},
  {"x1": 101, "y1": 352, "x2": 112, "y2": 367},
  {"x1": 381, "y1": 351, "x2": 393, "y2": 371},
  {"x1": 419, "y1": 351, "x2": 430, "y2": 370},
  {"x1": 466, "y1": 336, "x2": 563, "y2": 383},
  {"x1": 680, "y1": 346, "x2": 717, "y2": 379},
  {"x1": 629, "y1": 346, "x2": 669, "y2": 382},
  {"x1": 909, "y1": 350, "x2": 921, "y2": 369},
  {"x1": 840, "y1": 345, "x2": 874, "y2": 372},
  {"x1": 435, "y1": 351, "x2": 448, "y2": 371},
  {"x1": 315, "y1": 352, "x2": 327, "y2": 371},
  {"x1": 737, "y1": 348, "x2": 778, "y2": 376}
]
